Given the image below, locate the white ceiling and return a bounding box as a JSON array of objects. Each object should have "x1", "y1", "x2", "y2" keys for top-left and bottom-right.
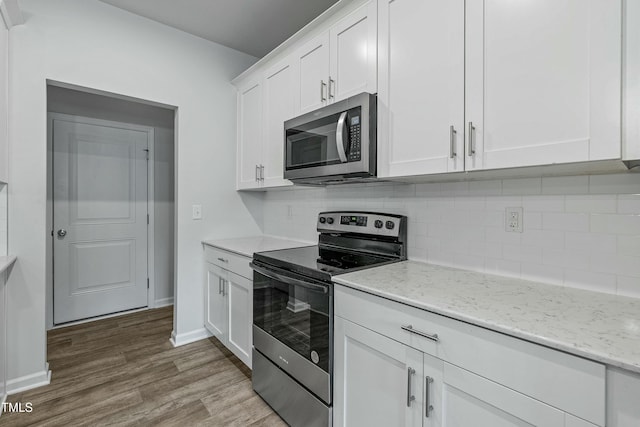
[{"x1": 98, "y1": 0, "x2": 339, "y2": 58}]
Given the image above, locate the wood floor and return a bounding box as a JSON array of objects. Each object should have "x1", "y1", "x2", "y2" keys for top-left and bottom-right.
[{"x1": 2, "y1": 306, "x2": 287, "y2": 426}]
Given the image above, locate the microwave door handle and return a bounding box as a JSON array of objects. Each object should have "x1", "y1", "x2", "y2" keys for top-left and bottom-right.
[
  {"x1": 249, "y1": 262, "x2": 329, "y2": 294},
  {"x1": 336, "y1": 111, "x2": 348, "y2": 163}
]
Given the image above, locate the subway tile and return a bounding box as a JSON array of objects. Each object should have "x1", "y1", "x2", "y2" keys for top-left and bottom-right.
[
  {"x1": 502, "y1": 244, "x2": 543, "y2": 264},
  {"x1": 522, "y1": 230, "x2": 564, "y2": 249},
  {"x1": 467, "y1": 240, "x2": 502, "y2": 259},
  {"x1": 542, "y1": 176, "x2": 589, "y2": 195},
  {"x1": 484, "y1": 196, "x2": 523, "y2": 211},
  {"x1": 521, "y1": 263, "x2": 564, "y2": 286},
  {"x1": 542, "y1": 212, "x2": 589, "y2": 232},
  {"x1": 542, "y1": 249, "x2": 589, "y2": 270},
  {"x1": 502, "y1": 178, "x2": 542, "y2": 196},
  {"x1": 485, "y1": 226, "x2": 522, "y2": 245},
  {"x1": 564, "y1": 269, "x2": 617, "y2": 294},
  {"x1": 454, "y1": 196, "x2": 485, "y2": 211},
  {"x1": 617, "y1": 194, "x2": 640, "y2": 214},
  {"x1": 589, "y1": 253, "x2": 640, "y2": 278},
  {"x1": 468, "y1": 180, "x2": 502, "y2": 196},
  {"x1": 415, "y1": 182, "x2": 441, "y2": 197},
  {"x1": 591, "y1": 214, "x2": 640, "y2": 235},
  {"x1": 440, "y1": 181, "x2": 469, "y2": 196},
  {"x1": 616, "y1": 276, "x2": 640, "y2": 299},
  {"x1": 565, "y1": 195, "x2": 617, "y2": 214},
  {"x1": 618, "y1": 235, "x2": 640, "y2": 257},
  {"x1": 484, "y1": 258, "x2": 521, "y2": 278},
  {"x1": 589, "y1": 173, "x2": 640, "y2": 195},
  {"x1": 524, "y1": 212, "x2": 542, "y2": 230},
  {"x1": 454, "y1": 253, "x2": 485, "y2": 271},
  {"x1": 522, "y1": 195, "x2": 565, "y2": 212},
  {"x1": 565, "y1": 232, "x2": 617, "y2": 254},
  {"x1": 426, "y1": 197, "x2": 455, "y2": 210}
]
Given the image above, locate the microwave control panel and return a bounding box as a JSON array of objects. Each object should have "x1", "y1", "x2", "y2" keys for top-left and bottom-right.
[{"x1": 348, "y1": 115, "x2": 361, "y2": 162}]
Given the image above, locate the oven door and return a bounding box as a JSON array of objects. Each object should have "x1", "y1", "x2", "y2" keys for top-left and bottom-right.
[{"x1": 251, "y1": 260, "x2": 332, "y2": 404}]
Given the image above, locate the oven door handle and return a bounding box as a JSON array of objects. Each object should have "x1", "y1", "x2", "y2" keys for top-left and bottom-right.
[
  {"x1": 336, "y1": 111, "x2": 348, "y2": 163},
  {"x1": 250, "y1": 262, "x2": 329, "y2": 294}
]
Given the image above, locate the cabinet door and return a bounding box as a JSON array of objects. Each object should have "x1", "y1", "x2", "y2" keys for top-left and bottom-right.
[
  {"x1": 0, "y1": 271, "x2": 5, "y2": 400},
  {"x1": 334, "y1": 316, "x2": 423, "y2": 427},
  {"x1": 465, "y1": 0, "x2": 622, "y2": 171},
  {"x1": 0, "y1": 22, "x2": 8, "y2": 183},
  {"x1": 236, "y1": 78, "x2": 263, "y2": 190},
  {"x1": 377, "y1": 0, "x2": 465, "y2": 178},
  {"x1": 204, "y1": 263, "x2": 227, "y2": 343},
  {"x1": 225, "y1": 271, "x2": 252, "y2": 368},
  {"x1": 329, "y1": 1, "x2": 377, "y2": 102},
  {"x1": 295, "y1": 32, "x2": 330, "y2": 114},
  {"x1": 442, "y1": 363, "x2": 565, "y2": 427},
  {"x1": 262, "y1": 59, "x2": 294, "y2": 189}
]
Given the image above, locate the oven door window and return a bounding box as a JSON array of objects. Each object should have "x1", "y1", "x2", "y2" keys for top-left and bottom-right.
[{"x1": 253, "y1": 271, "x2": 331, "y2": 373}]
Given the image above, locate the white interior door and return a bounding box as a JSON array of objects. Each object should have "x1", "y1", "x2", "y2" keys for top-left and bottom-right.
[{"x1": 53, "y1": 118, "x2": 149, "y2": 324}]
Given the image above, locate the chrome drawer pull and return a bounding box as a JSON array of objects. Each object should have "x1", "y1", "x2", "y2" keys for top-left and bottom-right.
[
  {"x1": 401, "y1": 324, "x2": 439, "y2": 342},
  {"x1": 425, "y1": 376, "x2": 434, "y2": 417},
  {"x1": 217, "y1": 257, "x2": 228, "y2": 263}
]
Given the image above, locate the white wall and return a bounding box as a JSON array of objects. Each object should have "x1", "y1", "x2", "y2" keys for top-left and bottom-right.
[
  {"x1": 263, "y1": 174, "x2": 640, "y2": 298},
  {"x1": 7, "y1": 0, "x2": 262, "y2": 391},
  {"x1": 47, "y1": 85, "x2": 176, "y2": 311}
]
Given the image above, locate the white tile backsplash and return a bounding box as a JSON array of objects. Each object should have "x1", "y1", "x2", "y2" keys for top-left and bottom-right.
[{"x1": 262, "y1": 173, "x2": 640, "y2": 298}]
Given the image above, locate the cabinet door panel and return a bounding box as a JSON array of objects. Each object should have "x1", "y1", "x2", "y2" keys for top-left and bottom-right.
[
  {"x1": 378, "y1": 0, "x2": 465, "y2": 178},
  {"x1": 296, "y1": 33, "x2": 330, "y2": 114},
  {"x1": 237, "y1": 79, "x2": 263, "y2": 189},
  {"x1": 334, "y1": 316, "x2": 423, "y2": 427},
  {"x1": 262, "y1": 59, "x2": 294, "y2": 188},
  {"x1": 205, "y1": 263, "x2": 227, "y2": 342},
  {"x1": 442, "y1": 363, "x2": 564, "y2": 427},
  {"x1": 466, "y1": 0, "x2": 621, "y2": 170},
  {"x1": 226, "y1": 272, "x2": 252, "y2": 368},
  {"x1": 330, "y1": 1, "x2": 377, "y2": 102}
]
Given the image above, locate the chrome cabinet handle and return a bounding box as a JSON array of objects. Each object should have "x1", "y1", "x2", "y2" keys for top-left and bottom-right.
[
  {"x1": 407, "y1": 367, "x2": 416, "y2": 407},
  {"x1": 328, "y1": 77, "x2": 335, "y2": 99},
  {"x1": 425, "y1": 376, "x2": 434, "y2": 417},
  {"x1": 401, "y1": 325, "x2": 439, "y2": 342},
  {"x1": 217, "y1": 257, "x2": 228, "y2": 263},
  {"x1": 218, "y1": 277, "x2": 223, "y2": 295},
  {"x1": 57, "y1": 229, "x2": 67, "y2": 238},
  {"x1": 450, "y1": 125, "x2": 457, "y2": 158},
  {"x1": 320, "y1": 80, "x2": 327, "y2": 102},
  {"x1": 468, "y1": 122, "x2": 476, "y2": 156},
  {"x1": 255, "y1": 164, "x2": 259, "y2": 182},
  {"x1": 260, "y1": 165, "x2": 264, "y2": 181},
  {"x1": 336, "y1": 111, "x2": 348, "y2": 163},
  {"x1": 222, "y1": 279, "x2": 226, "y2": 297}
]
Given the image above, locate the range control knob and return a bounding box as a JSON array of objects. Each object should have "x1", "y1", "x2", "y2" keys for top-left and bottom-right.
[
  {"x1": 385, "y1": 220, "x2": 395, "y2": 230},
  {"x1": 319, "y1": 217, "x2": 326, "y2": 224},
  {"x1": 374, "y1": 220, "x2": 384, "y2": 229},
  {"x1": 327, "y1": 217, "x2": 334, "y2": 225}
]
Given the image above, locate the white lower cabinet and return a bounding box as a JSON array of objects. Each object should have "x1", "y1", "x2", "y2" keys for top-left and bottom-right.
[
  {"x1": 334, "y1": 285, "x2": 607, "y2": 427},
  {"x1": 204, "y1": 247, "x2": 253, "y2": 368}
]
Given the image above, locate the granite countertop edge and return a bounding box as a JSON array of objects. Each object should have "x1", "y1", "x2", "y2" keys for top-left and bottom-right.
[
  {"x1": 202, "y1": 235, "x2": 314, "y2": 258},
  {"x1": 333, "y1": 262, "x2": 640, "y2": 375}
]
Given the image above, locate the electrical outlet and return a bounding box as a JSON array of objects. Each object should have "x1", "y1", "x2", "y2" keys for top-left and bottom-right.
[
  {"x1": 505, "y1": 207, "x2": 523, "y2": 233},
  {"x1": 192, "y1": 204, "x2": 202, "y2": 220}
]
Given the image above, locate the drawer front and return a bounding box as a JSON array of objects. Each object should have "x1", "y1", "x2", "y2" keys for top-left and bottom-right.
[
  {"x1": 335, "y1": 285, "x2": 606, "y2": 426},
  {"x1": 204, "y1": 245, "x2": 252, "y2": 279}
]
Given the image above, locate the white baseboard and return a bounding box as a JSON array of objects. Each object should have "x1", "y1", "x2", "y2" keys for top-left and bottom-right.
[
  {"x1": 154, "y1": 297, "x2": 174, "y2": 308},
  {"x1": 170, "y1": 328, "x2": 212, "y2": 347},
  {"x1": 6, "y1": 365, "x2": 51, "y2": 395}
]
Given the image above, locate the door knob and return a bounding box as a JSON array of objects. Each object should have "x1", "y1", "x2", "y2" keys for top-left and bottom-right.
[{"x1": 57, "y1": 229, "x2": 67, "y2": 238}]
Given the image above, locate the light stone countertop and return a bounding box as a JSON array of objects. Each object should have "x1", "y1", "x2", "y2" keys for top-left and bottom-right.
[
  {"x1": 0, "y1": 255, "x2": 17, "y2": 275},
  {"x1": 202, "y1": 235, "x2": 313, "y2": 258},
  {"x1": 333, "y1": 260, "x2": 640, "y2": 374}
]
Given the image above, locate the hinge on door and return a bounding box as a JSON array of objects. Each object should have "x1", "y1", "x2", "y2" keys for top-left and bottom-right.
[
  {"x1": 143, "y1": 148, "x2": 150, "y2": 160},
  {"x1": 147, "y1": 278, "x2": 150, "y2": 289}
]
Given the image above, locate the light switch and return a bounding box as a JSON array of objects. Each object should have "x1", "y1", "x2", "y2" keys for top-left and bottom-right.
[{"x1": 192, "y1": 204, "x2": 202, "y2": 220}]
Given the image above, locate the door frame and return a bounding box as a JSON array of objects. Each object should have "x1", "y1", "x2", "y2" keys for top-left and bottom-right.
[{"x1": 46, "y1": 113, "x2": 156, "y2": 328}]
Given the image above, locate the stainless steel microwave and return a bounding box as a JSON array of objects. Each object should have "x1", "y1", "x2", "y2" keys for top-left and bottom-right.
[{"x1": 284, "y1": 92, "x2": 376, "y2": 184}]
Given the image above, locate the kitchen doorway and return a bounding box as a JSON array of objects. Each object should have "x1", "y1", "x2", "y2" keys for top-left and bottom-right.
[{"x1": 46, "y1": 84, "x2": 176, "y2": 327}]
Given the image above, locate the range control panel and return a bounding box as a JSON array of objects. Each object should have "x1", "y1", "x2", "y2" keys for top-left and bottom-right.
[{"x1": 317, "y1": 211, "x2": 405, "y2": 238}]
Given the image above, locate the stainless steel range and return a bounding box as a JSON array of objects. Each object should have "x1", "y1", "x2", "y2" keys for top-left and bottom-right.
[{"x1": 250, "y1": 211, "x2": 408, "y2": 427}]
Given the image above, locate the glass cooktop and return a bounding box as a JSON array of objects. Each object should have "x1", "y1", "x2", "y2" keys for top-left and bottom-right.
[{"x1": 253, "y1": 245, "x2": 397, "y2": 282}]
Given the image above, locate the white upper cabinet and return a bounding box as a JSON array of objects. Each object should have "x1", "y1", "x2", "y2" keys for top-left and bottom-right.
[
  {"x1": 262, "y1": 58, "x2": 296, "y2": 188},
  {"x1": 465, "y1": 0, "x2": 622, "y2": 171},
  {"x1": 236, "y1": 78, "x2": 263, "y2": 190},
  {"x1": 378, "y1": 0, "x2": 465, "y2": 177},
  {"x1": 295, "y1": 33, "x2": 331, "y2": 114},
  {"x1": 295, "y1": 1, "x2": 377, "y2": 115},
  {"x1": 329, "y1": 0, "x2": 377, "y2": 102},
  {"x1": 378, "y1": 0, "x2": 623, "y2": 178}
]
